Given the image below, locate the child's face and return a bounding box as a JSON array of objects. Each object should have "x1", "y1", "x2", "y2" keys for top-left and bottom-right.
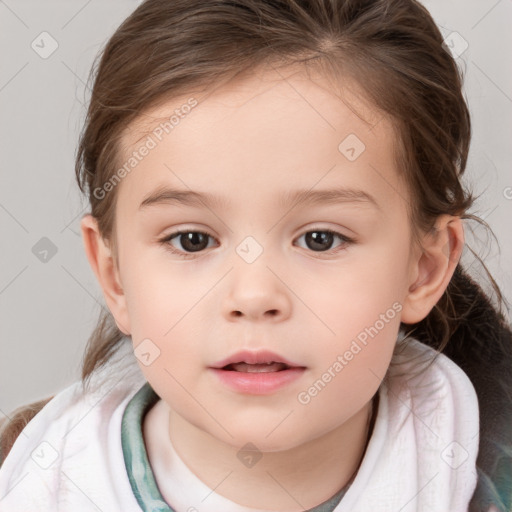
[{"x1": 111, "y1": 65, "x2": 419, "y2": 450}]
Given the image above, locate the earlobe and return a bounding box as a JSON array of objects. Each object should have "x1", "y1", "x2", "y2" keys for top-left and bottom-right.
[
  {"x1": 80, "y1": 214, "x2": 131, "y2": 335},
  {"x1": 401, "y1": 215, "x2": 464, "y2": 325}
]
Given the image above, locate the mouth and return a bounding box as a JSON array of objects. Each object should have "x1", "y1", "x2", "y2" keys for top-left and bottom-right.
[
  {"x1": 209, "y1": 350, "x2": 306, "y2": 394},
  {"x1": 210, "y1": 350, "x2": 305, "y2": 372},
  {"x1": 221, "y1": 362, "x2": 293, "y2": 373}
]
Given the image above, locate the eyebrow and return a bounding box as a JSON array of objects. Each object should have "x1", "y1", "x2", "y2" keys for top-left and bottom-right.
[{"x1": 139, "y1": 186, "x2": 380, "y2": 211}]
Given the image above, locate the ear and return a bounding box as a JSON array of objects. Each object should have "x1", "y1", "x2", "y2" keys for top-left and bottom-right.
[
  {"x1": 401, "y1": 215, "x2": 464, "y2": 324},
  {"x1": 80, "y1": 214, "x2": 131, "y2": 335}
]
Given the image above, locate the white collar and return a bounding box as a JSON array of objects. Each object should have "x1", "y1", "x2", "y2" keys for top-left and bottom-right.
[{"x1": 334, "y1": 337, "x2": 479, "y2": 511}]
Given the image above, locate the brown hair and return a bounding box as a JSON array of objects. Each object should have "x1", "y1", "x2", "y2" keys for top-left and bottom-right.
[{"x1": 2, "y1": 0, "x2": 511, "y2": 509}]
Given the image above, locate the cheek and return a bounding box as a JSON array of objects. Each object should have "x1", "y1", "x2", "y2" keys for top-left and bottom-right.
[
  {"x1": 296, "y1": 316, "x2": 399, "y2": 439},
  {"x1": 296, "y1": 247, "x2": 406, "y2": 410},
  {"x1": 120, "y1": 249, "x2": 200, "y2": 338},
  {"x1": 119, "y1": 247, "x2": 207, "y2": 377},
  {"x1": 301, "y1": 252, "x2": 408, "y2": 343}
]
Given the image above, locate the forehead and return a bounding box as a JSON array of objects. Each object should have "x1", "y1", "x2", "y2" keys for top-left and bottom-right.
[
  {"x1": 114, "y1": 64, "x2": 406, "y2": 216},
  {"x1": 122, "y1": 63, "x2": 385, "y2": 150}
]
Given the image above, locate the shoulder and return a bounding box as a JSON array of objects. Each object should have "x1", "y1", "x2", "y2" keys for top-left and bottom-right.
[
  {"x1": 386, "y1": 336, "x2": 479, "y2": 420},
  {"x1": 385, "y1": 338, "x2": 480, "y2": 462},
  {"x1": 0, "y1": 338, "x2": 146, "y2": 510},
  {"x1": 0, "y1": 396, "x2": 54, "y2": 469},
  {"x1": 399, "y1": 339, "x2": 478, "y2": 501},
  {"x1": 388, "y1": 338, "x2": 512, "y2": 512},
  {"x1": 341, "y1": 337, "x2": 480, "y2": 511}
]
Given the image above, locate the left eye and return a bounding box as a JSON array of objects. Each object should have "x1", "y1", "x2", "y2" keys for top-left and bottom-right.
[{"x1": 294, "y1": 229, "x2": 353, "y2": 253}]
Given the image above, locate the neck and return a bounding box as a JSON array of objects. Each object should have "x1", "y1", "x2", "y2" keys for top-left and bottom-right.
[{"x1": 162, "y1": 398, "x2": 376, "y2": 511}]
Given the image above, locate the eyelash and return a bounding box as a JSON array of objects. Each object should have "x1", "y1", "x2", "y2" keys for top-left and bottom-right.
[{"x1": 158, "y1": 228, "x2": 355, "y2": 259}]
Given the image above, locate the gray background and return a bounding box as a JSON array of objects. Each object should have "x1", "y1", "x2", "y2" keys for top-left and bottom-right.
[{"x1": 1, "y1": 0, "x2": 511, "y2": 416}]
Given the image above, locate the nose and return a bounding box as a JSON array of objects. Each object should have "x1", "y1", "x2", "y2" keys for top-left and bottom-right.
[{"x1": 223, "y1": 252, "x2": 292, "y2": 323}]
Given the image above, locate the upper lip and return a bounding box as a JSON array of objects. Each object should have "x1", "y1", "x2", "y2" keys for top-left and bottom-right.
[{"x1": 210, "y1": 350, "x2": 304, "y2": 369}]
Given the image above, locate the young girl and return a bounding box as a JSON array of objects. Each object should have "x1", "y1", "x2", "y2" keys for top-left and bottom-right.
[{"x1": 0, "y1": 0, "x2": 510, "y2": 510}]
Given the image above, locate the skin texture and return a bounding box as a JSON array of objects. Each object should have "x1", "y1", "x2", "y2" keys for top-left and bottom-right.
[{"x1": 81, "y1": 64, "x2": 464, "y2": 510}]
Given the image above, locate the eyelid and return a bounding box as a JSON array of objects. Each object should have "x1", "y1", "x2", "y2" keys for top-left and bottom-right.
[{"x1": 297, "y1": 223, "x2": 355, "y2": 239}]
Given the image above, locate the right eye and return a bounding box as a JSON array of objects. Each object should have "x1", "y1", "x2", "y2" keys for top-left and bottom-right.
[{"x1": 159, "y1": 230, "x2": 218, "y2": 258}]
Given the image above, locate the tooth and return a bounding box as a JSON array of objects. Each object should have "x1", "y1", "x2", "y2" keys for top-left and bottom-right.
[{"x1": 230, "y1": 362, "x2": 288, "y2": 373}]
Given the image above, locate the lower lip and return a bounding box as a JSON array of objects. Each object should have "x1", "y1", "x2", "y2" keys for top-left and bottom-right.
[{"x1": 210, "y1": 367, "x2": 305, "y2": 395}]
